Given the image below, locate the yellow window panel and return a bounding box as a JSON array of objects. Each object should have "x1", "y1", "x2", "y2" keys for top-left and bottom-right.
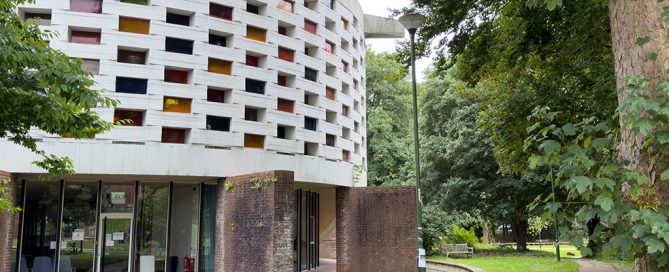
[{"x1": 163, "y1": 96, "x2": 192, "y2": 113}]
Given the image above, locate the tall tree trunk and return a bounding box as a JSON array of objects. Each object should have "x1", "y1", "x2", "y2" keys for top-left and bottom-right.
[
  {"x1": 608, "y1": 1, "x2": 669, "y2": 271},
  {"x1": 510, "y1": 217, "x2": 529, "y2": 251},
  {"x1": 482, "y1": 218, "x2": 491, "y2": 244}
]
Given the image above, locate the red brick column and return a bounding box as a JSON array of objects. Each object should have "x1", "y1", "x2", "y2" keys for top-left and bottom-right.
[
  {"x1": 217, "y1": 171, "x2": 294, "y2": 272},
  {"x1": 0, "y1": 171, "x2": 17, "y2": 272},
  {"x1": 336, "y1": 186, "x2": 418, "y2": 272}
]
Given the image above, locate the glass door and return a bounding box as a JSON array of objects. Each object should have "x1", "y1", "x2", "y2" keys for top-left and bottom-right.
[{"x1": 99, "y1": 214, "x2": 133, "y2": 272}]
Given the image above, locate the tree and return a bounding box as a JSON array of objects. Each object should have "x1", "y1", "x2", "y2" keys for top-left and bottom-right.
[
  {"x1": 0, "y1": 0, "x2": 117, "y2": 211},
  {"x1": 365, "y1": 50, "x2": 414, "y2": 186},
  {"x1": 420, "y1": 73, "x2": 551, "y2": 251}
]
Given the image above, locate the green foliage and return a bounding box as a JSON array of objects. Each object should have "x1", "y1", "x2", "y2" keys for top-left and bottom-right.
[
  {"x1": 447, "y1": 225, "x2": 479, "y2": 247},
  {"x1": 525, "y1": 75, "x2": 669, "y2": 268},
  {"x1": 365, "y1": 50, "x2": 414, "y2": 186},
  {"x1": 423, "y1": 204, "x2": 479, "y2": 255},
  {"x1": 0, "y1": 0, "x2": 117, "y2": 212}
]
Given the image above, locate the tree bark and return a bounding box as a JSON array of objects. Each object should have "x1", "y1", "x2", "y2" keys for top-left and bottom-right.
[
  {"x1": 510, "y1": 217, "x2": 529, "y2": 251},
  {"x1": 608, "y1": 1, "x2": 669, "y2": 271},
  {"x1": 482, "y1": 218, "x2": 491, "y2": 244}
]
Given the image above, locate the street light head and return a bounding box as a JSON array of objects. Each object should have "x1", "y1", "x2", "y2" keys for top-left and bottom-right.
[{"x1": 398, "y1": 13, "x2": 426, "y2": 32}]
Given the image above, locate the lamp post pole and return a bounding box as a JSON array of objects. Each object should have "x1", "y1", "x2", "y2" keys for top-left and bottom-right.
[{"x1": 398, "y1": 13, "x2": 427, "y2": 272}]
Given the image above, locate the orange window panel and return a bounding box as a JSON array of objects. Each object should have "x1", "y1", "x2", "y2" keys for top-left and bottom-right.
[
  {"x1": 342, "y1": 19, "x2": 349, "y2": 30},
  {"x1": 163, "y1": 96, "x2": 192, "y2": 113},
  {"x1": 277, "y1": 0, "x2": 293, "y2": 13},
  {"x1": 208, "y1": 58, "x2": 232, "y2": 75},
  {"x1": 277, "y1": 98, "x2": 294, "y2": 113},
  {"x1": 247, "y1": 26, "x2": 266, "y2": 42},
  {"x1": 326, "y1": 87, "x2": 336, "y2": 100},
  {"x1": 244, "y1": 134, "x2": 265, "y2": 149},
  {"x1": 278, "y1": 47, "x2": 294, "y2": 62},
  {"x1": 304, "y1": 20, "x2": 317, "y2": 35},
  {"x1": 119, "y1": 17, "x2": 150, "y2": 34}
]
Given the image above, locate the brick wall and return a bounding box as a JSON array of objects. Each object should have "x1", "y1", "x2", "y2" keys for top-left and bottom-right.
[
  {"x1": 216, "y1": 171, "x2": 295, "y2": 272},
  {"x1": 336, "y1": 186, "x2": 418, "y2": 272},
  {"x1": 0, "y1": 171, "x2": 16, "y2": 272}
]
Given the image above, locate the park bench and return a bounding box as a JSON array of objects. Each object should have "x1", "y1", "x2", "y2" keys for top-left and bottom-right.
[{"x1": 442, "y1": 244, "x2": 474, "y2": 258}]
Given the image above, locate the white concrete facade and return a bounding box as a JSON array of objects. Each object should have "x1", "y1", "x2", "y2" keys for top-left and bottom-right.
[{"x1": 1, "y1": 0, "x2": 404, "y2": 187}]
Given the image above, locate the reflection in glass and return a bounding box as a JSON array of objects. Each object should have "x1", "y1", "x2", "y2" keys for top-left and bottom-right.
[
  {"x1": 199, "y1": 184, "x2": 216, "y2": 272},
  {"x1": 60, "y1": 182, "x2": 98, "y2": 272},
  {"x1": 135, "y1": 183, "x2": 169, "y2": 272},
  {"x1": 169, "y1": 184, "x2": 199, "y2": 272},
  {"x1": 10, "y1": 181, "x2": 23, "y2": 272},
  {"x1": 20, "y1": 181, "x2": 61, "y2": 272},
  {"x1": 100, "y1": 182, "x2": 135, "y2": 272}
]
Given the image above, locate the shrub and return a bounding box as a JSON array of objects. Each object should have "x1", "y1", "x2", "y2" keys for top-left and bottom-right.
[{"x1": 446, "y1": 225, "x2": 479, "y2": 247}]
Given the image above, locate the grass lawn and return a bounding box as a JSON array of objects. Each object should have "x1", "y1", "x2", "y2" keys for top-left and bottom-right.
[
  {"x1": 527, "y1": 245, "x2": 581, "y2": 258},
  {"x1": 429, "y1": 255, "x2": 580, "y2": 272}
]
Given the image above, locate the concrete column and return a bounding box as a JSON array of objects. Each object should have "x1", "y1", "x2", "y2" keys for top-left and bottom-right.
[
  {"x1": 336, "y1": 186, "x2": 418, "y2": 272},
  {"x1": 0, "y1": 171, "x2": 17, "y2": 272}
]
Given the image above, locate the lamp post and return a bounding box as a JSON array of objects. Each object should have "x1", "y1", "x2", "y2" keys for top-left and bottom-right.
[{"x1": 398, "y1": 12, "x2": 427, "y2": 272}]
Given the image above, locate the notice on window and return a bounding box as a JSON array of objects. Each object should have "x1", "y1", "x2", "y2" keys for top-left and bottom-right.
[
  {"x1": 105, "y1": 234, "x2": 113, "y2": 247},
  {"x1": 113, "y1": 232, "x2": 124, "y2": 241},
  {"x1": 72, "y1": 229, "x2": 85, "y2": 241},
  {"x1": 50, "y1": 241, "x2": 57, "y2": 249},
  {"x1": 111, "y1": 192, "x2": 126, "y2": 204}
]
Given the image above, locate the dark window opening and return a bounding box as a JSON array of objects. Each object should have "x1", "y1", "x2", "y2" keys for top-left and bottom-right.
[
  {"x1": 245, "y1": 78, "x2": 265, "y2": 95},
  {"x1": 164, "y1": 68, "x2": 189, "y2": 84},
  {"x1": 210, "y1": 3, "x2": 233, "y2": 20},
  {"x1": 207, "y1": 88, "x2": 227, "y2": 103},
  {"x1": 245, "y1": 107, "x2": 259, "y2": 122},
  {"x1": 114, "y1": 109, "x2": 144, "y2": 126},
  {"x1": 209, "y1": 33, "x2": 227, "y2": 47},
  {"x1": 162, "y1": 128, "x2": 187, "y2": 144},
  {"x1": 305, "y1": 117, "x2": 317, "y2": 131},
  {"x1": 278, "y1": 126, "x2": 287, "y2": 139},
  {"x1": 117, "y1": 49, "x2": 147, "y2": 64},
  {"x1": 115, "y1": 77, "x2": 148, "y2": 94},
  {"x1": 247, "y1": 4, "x2": 259, "y2": 14},
  {"x1": 166, "y1": 12, "x2": 191, "y2": 26},
  {"x1": 305, "y1": 67, "x2": 317, "y2": 82},
  {"x1": 326, "y1": 134, "x2": 336, "y2": 147},
  {"x1": 165, "y1": 37, "x2": 193, "y2": 55},
  {"x1": 206, "y1": 115, "x2": 231, "y2": 131}
]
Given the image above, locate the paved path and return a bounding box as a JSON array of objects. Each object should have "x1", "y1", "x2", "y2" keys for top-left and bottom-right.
[
  {"x1": 575, "y1": 259, "x2": 631, "y2": 272},
  {"x1": 312, "y1": 258, "x2": 336, "y2": 272}
]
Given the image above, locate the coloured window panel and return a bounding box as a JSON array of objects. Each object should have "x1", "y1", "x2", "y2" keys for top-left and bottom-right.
[
  {"x1": 119, "y1": 17, "x2": 150, "y2": 34},
  {"x1": 247, "y1": 26, "x2": 266, "y2": 42},
  {"x1": 117, "y1": 49, "x2": 146, "y2": 64},
  {"x1": 326, "y1": 134, "x2": 336, "y2": 147},
  {"x1": 162, "y1": 128, "x2": 186, "y2": 144},
  {"x1": 245, "y1": 108, "x2": 259, "y2": 122},
  {"x1": 208, "y1": 58, "x2": 232, "y2": 75},
  {"x1": 278, "y1": 47, "x2": 294, "y2": 62},
  {"x1": 278, "y1": 26, "x2": 287, "y2": 35},
  {"x1": 325, "y1": 41, "x2": 334, "y2": 54},
  {"x1": 164, "y1": 69, "x2": 189, "y2": 84},
  {"x1": 207, "y1": 89, "x2": 226, "y2": 103},
  {"x1": 116, "y1": 77, "x2": 147, "y2": 94},
  {"x1": 70, "y1": 30, "x2": 100, "y2": 44},
  {"x1": 343, "y1": 150, "x2": 350, "y2": 162},
  {"x1": 163, "y1": 97, "x2": 192, "y2": 113},
  {"x1": 70, "y1": 0, "x2": 102, "y2": 13},
  {"x1": 277, "y1": 99, "x2": 294, "y2": 113},
  {"x1": 326, "y1": 87, "x2": 335, "y2": 100},
  {"x1": 206, "y1": 116, "x2": 231, "y2": 131},
  {"x1": 210, "y1": 3, "x2": 233, "y2": 20},
  {"x1": 114, "y1": 110, "x2": 143, "y2": 126},
  {"x1": 304, "y1": 20, "x2": 317, "y2": 35},
  {"x1": 244, "y1": 134, "x2": 265, "y2": 149},
  {"x1": 342, "y1": 19, "x2": 349, "y2": 30},
  {"x1": 278, "y1": 75, "x2": 288, "y2": 87},
  {"x1": 277, "y1": 0, "x2": 293, "y2": 13},
  {"x1": 246, "y1": 55, "x2": 260, "y2": 67}
]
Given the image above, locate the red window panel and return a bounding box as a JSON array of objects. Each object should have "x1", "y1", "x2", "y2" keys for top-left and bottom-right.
[
  {"x1": 70, "y1": 30, "x2": 101, "y2": 44},
  {"x1": 162, "y1": 128, "x2": 186, "y2": 144},
  {"x1": 278, "y1": 47, "x2": 294, "y2": 62},
  {"x1": 164, "y1": 69, "x2": 189, "y2": 84},
  {"x1": 304, "y1": 20, "x2": 317, "y2": 35},
  {"x1": 343, "y1": 150, "x2": 350, "y2": 162},
  {"x1": 70, "y1": 0, "x2": 102, "y2": 14},
  {"x1": 207, "y1": 88, "x2": 226, "y2": 103},
  {"x1": 246, "y1": 55, "x2": 260, "y2": 67},
  {"x1": 326, "y1": 87, "x2": 336, "y2": 100},
  {"x1": 324, "y1": 41, "x2": 334, "y2": 54},
  {"x1": 278, "y1": 75, "x2": 287, "y2": 87},
  {"x1": 210, "y1": 3, "x2": 233, "y2": 20},
  {"x1": 277, "y1": 98, "x2": 294, "y2": 113}
]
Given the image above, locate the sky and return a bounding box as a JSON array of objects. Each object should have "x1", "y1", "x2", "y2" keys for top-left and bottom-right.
[{"x1": 359, "y1": 0, "x2": 432, "y2": 80}]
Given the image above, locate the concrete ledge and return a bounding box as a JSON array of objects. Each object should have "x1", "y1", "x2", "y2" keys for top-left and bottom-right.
[
  {"x1": 427, "y1": 260, "x2": 484, "y2": 272},
  {"x1": 363, "y1": 14, "x2": 405, "y2": 39}
]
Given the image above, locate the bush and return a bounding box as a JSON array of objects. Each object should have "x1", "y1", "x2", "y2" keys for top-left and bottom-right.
[{"x1": 446, "y1": 225, "x2": 479, "y2": 247}]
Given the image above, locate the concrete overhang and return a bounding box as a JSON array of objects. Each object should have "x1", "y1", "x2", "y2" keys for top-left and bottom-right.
[{"x1": 363, "y1": 14, "x2": 405, "y2": 39}]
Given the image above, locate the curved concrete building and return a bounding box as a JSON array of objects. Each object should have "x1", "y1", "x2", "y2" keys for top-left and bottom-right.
[{"x1": 0, "y1": 1, "x2": 413, "y2": 272}]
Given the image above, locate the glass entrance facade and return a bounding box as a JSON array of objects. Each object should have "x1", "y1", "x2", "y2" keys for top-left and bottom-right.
[{"x1": 11, "y1": 180, "x2": 216, "y2": 272}]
